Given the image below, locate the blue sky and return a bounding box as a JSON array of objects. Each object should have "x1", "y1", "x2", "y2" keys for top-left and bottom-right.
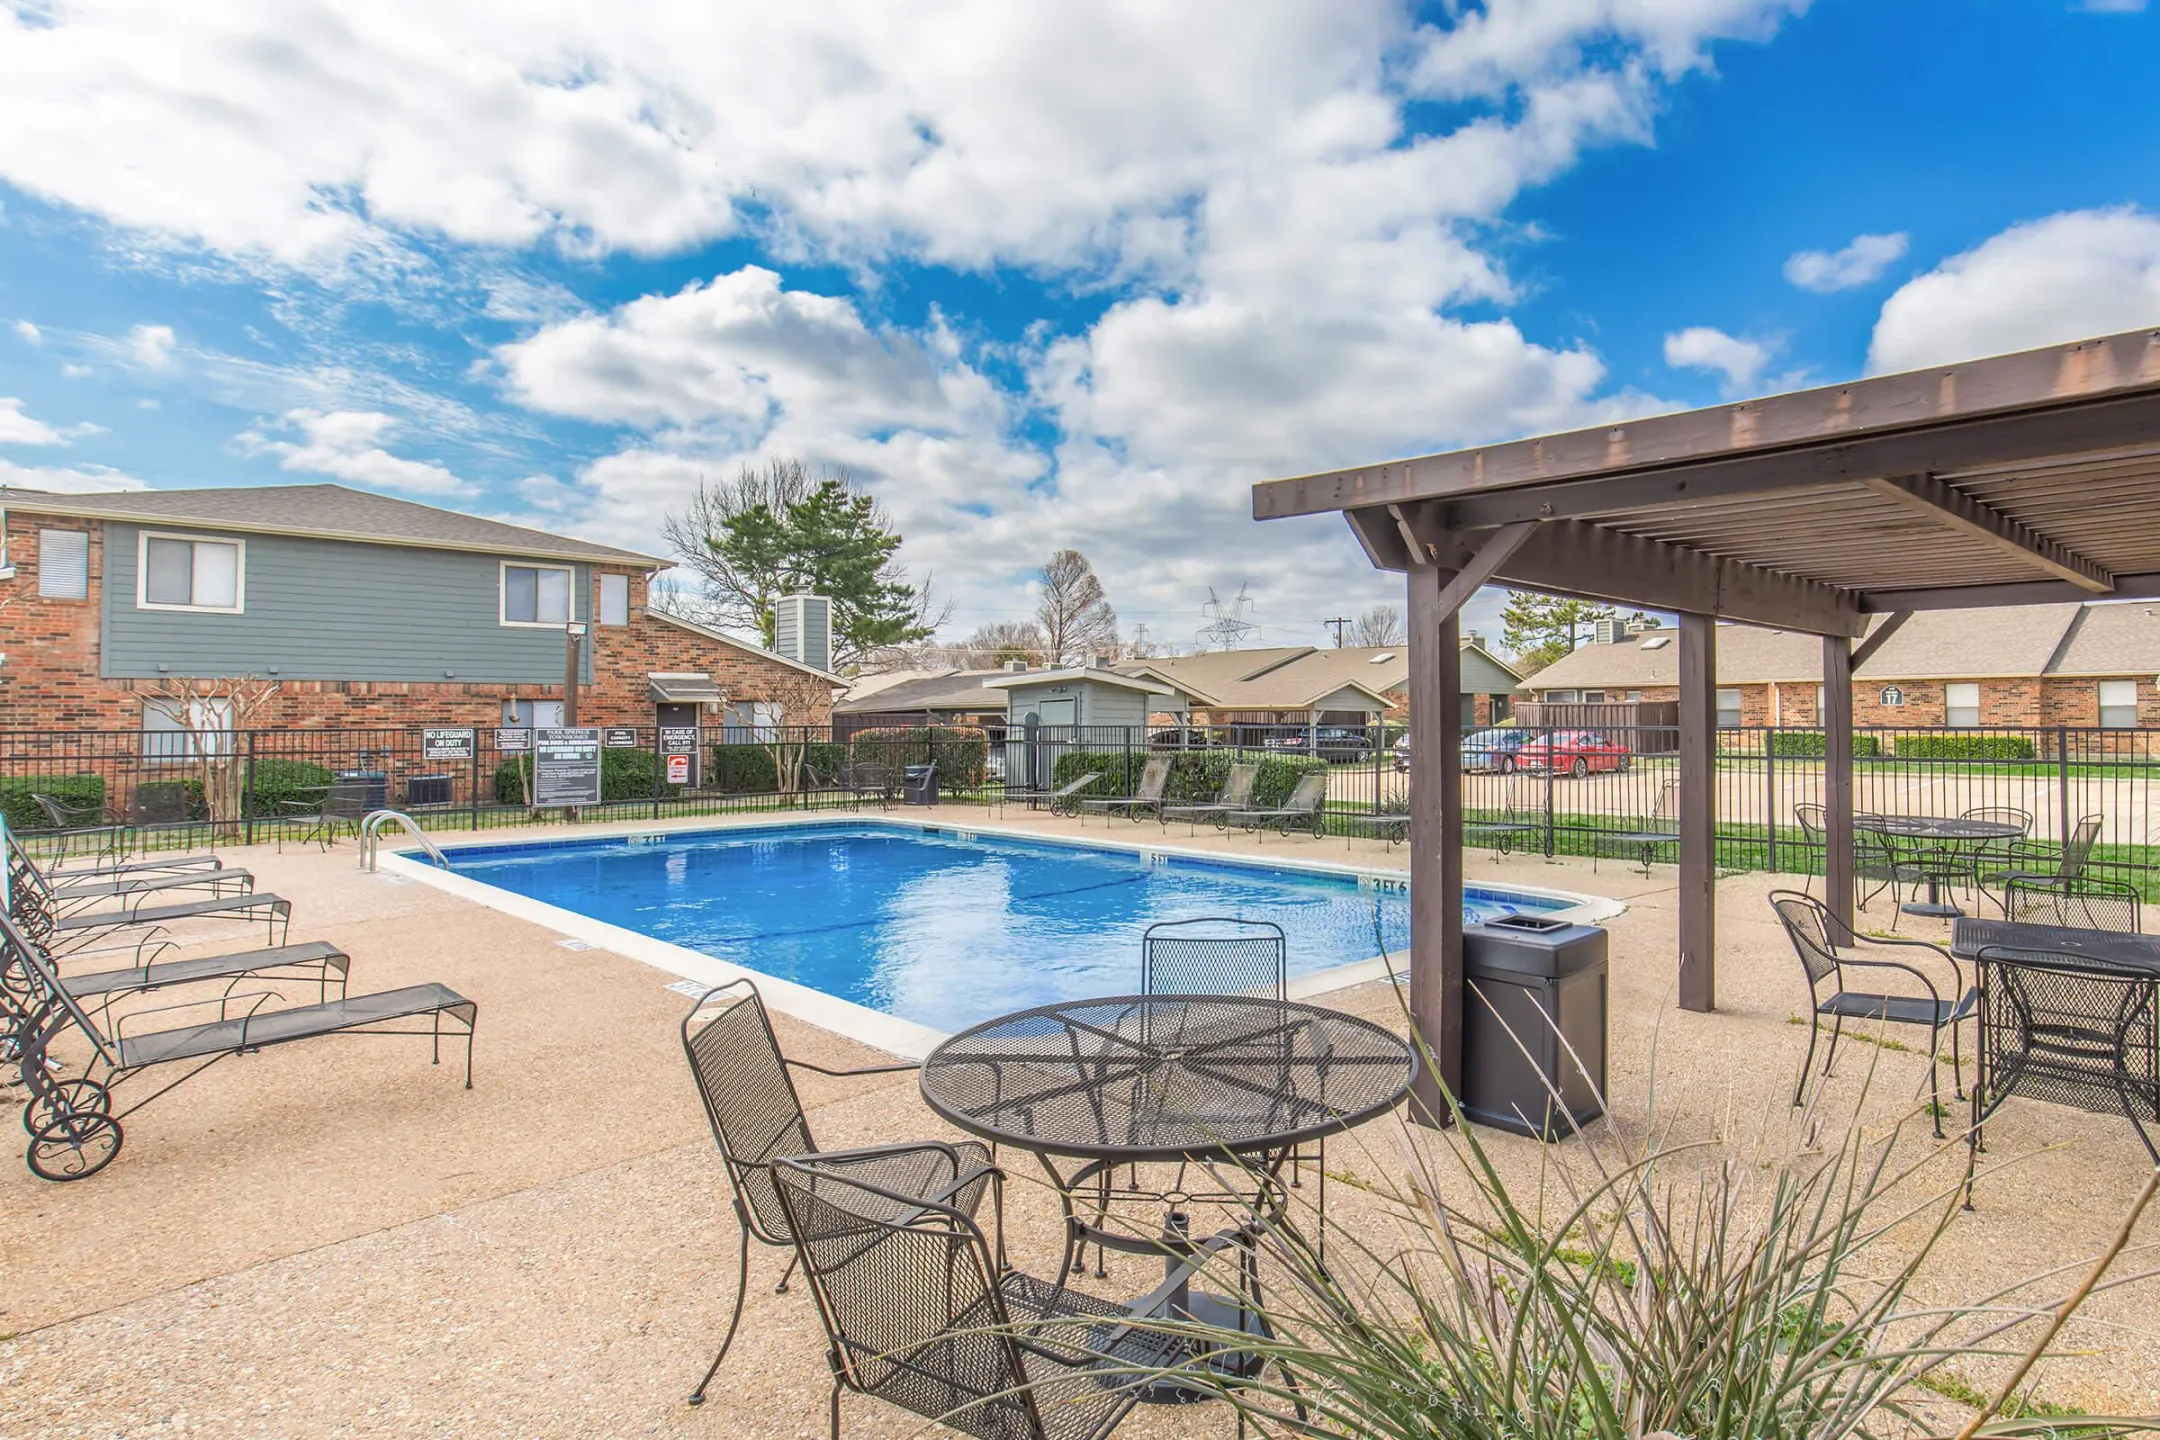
[{"x1": 2, "y1": 0, "x2": 2156, "y2": 653}]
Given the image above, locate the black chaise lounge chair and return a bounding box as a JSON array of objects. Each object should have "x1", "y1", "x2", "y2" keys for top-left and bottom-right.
[
  {"x1": 7, "y1": 830, "x2": 251, "y2": 918},
  {"x1": 1080, "y1": 755, "x2": 1172, "y2": 824},
  {"x1": 10, "y1": 867, "x2": 292, "y2": 956},
  {"x1": 994, "y1": 770, "x2": 1102, "y2": 818},
  {"x1": 1, "y1": 935, "x2": 351, "y2": 1051},
  {"x1": 3, "y1": 911, "x2": 474, "y2": 1181},
  {"x1": 677, "y1": 979, "x2": 993, "y2": 1406},
  {"x1": 1160, "y1": 761, "x2": 1258, "y2": 831},
  {"x1": 1227, "y1": 771, "x2": 1330, "y2": 839}
]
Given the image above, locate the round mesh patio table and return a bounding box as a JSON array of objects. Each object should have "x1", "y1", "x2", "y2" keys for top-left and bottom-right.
[
  {"x1": 1859, "y1": 815, "x2": 2025, "y2": 919},
  {"x1": 918, "y1": 995, "x2": 1418, "y2": 1163}
]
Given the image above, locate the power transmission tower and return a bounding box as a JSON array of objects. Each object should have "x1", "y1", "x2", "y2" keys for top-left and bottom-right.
[
  {"x1": 1322, "y1": 616, "x2": 1351, "y2": 647},
  {"x1": 1198, "y1": 585, "x2": 1262, "y2": 650}
]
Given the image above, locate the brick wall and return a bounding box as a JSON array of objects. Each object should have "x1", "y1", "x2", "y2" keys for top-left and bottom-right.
[{"x1": 0, "y1": 515, "x2": 833, "y2": 731}]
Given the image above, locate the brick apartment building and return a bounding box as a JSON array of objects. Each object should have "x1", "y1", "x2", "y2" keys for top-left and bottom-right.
[
  {"x1": 1521, "y1": 604, "x2": 2160, "y2": 731},
  {"x1": 0, "y1": 485, "x2": 838, "y2": 735}
]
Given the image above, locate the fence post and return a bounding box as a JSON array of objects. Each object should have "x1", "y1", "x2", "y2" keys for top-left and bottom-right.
[
  {"x1": 469, "y1": 743, "x2": 481, "y2": 833},
  {"x1": 1123, "y1": 725, "x2": 1133, "y2": 793},
  {"x1": 1542, "y1": 725, "x2": 1556, "y2": 857},
  {"x1": 2056, "y1": 724, "x2": 2073, "y2": 846},
  {"x1": 243, "y1": 731, "x2": 257, "y2": 847},
  {"x1": 1763, "y1": 728, "x2": 1777, "y2": 874},
  {"x1": 653, "y1": 726, "x2": 666, "y2": 820}
]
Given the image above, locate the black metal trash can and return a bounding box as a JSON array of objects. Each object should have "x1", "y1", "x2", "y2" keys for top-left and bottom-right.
[
  {"x1": 406, "y1": 773, "x2": 453, "y2": 808},
  {"x1": 902, "y1": 763, "x2": 939, "y2": 806},
  {"x1": 1461, "y1": 914, "x2": 1608, "y2": 1140}
]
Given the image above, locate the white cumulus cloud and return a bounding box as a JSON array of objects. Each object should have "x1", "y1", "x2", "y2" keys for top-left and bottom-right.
[
  {"x1": 0, "y1": 459, "x2": 149, "y2": 492},
  {"x1": 240, "y1": 408, "x2": 473, "y2": 496},
  {"x1": 1662, "y1": 325, "x2": 1773, "y2": 393},
  {"x1": 12, "y1": 320, "x2": 41, "y2": 345},
  {"x1": 0, "y1": 397, "x2": 67, "y2": 446},
  {"x1": 1783, "y1": 231, "x2": 1909, "y2": 292},
  {"x1": 1868, "y1": 207, "x2": 2160, "y2": 374},
  {"x1": 128, "y1": 323, "x2": 177, "y2": 369}
]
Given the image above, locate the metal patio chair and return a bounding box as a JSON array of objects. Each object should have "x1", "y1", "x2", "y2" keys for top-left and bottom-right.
[
  {"x1": 29, "y1": 792, "x2": 128, "y2": 867},
  {"x1": 677, "y1": 979, "x2": 992, "y2": 1407},
  {"x1": 1466, "y1": 773, "x2": 1542, "y2": 861},
  {"x1": 1793, "y1": 803, "x2": 1826, "y2": 897},
  {"x1": 1161, "y1": 762, "x2": 1258, "y2": 831},
  {"x1": 1226, "y1": 771, "x2": 1330, "y2": 840},
  {"x1": 1080, "y1": 755, "x2": 1171, "y2": 824},
  {"x1": 1594, "y1": 779, "x2": 1679, "y2": 876},
  {"x1": 837, "y1": 762, "x2": 897, "y2": 810},
  {"x1": 1961, "y1": 805, "x2": 2033, "y2": 894},
  {"x1": 1977, "y1": 813, "x2": 2103, "y2": 918},
  {"x1": 3, "y1": 909, "x2": 474, "y2": 1182},
  {"x1": 1769, "y1": 890, "x2": 1976, "y2": 1138},
  {"x1": 1969, "y1": 943, "x2": 2159, "y2": 1177},
  {"x1": 774, "y1": 1149, "x2": 1187, "y2": 1440},
  {"x1": 2004, "y1": 875, "x2": 2141, "y2": 934}
]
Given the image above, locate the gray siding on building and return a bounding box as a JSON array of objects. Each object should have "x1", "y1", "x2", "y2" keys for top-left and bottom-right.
[
  {"x1": 101, "y1": 522, "x2": 595, "y2": 684},
  {"x1": 1462, "y1": 648, "x2": 1520, "y2": 696},
  {"x1": 1080, "y1": 684, "x2": 1152, "y2": 730}
]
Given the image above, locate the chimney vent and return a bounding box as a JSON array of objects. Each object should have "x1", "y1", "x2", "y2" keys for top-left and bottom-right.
[{"x1": 774, "y1": 594, "x2": 832, "y2": 672}]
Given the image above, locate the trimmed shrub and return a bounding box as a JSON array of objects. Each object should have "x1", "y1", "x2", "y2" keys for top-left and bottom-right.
[
  {"x1": 494, "y1": 748, "x2": 683, "y2": 805},
  {"x1": 708, "y1": 742, "x2": 849, "y2": 794},
  {"x1": 1767, "y1": 731, "x2": 1884, "y2": 759},
  {"x1": 848, "y1": 726, "x2": 991, "y2": 789},
  {"x1": 242, "y1": 758, "x2": 336, "y2": 817},
  {"x1": 1051, "y1": 748, "x2": 1327, "y2": 810},
  {"x1": 1892, "y1": 733, "x2": 2036, "y2": 762},
  {"x1": 0, "y1": 774, "x2": 107, "y2": 832}
]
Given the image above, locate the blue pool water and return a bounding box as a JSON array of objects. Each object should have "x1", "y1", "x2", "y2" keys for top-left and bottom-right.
[{"x1": 441, "y1": 822, "x2": 1569, "y2": 1032}]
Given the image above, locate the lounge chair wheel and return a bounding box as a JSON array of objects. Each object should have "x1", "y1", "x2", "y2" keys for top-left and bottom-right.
[
  {"x1": 27, "y1": 1110, "x2": 122, "y2": 1181},
  {"x1": 22, "y1": 1077, "x2": 109, "y2": 1137}
]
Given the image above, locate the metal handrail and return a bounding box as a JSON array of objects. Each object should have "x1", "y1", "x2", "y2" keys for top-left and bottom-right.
[{"x1": 358, "y1": 810, "x2": 448, "y2": 872}]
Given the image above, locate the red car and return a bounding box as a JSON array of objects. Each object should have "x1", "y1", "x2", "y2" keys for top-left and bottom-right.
[{"x1": 1514, "y1": 730, "x2": 1632, "y2": 777}]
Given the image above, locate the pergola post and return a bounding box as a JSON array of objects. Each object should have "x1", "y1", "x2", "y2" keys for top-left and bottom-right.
[
  {"x1": 1678, "y1": 612, "x2": 1716, "y2": 1012},
  {"x1": 1822, "y1": 635, "x2": 1856, "y2": 933},
  {"x1": 1405, "y1": 563, "x2": 1463, "y2": 1126}
]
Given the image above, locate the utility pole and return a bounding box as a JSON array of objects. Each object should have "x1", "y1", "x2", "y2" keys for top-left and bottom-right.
[
  {"x1": 1323, "y1": 616, "x2": 1351, "y2": 647},
  {"x1": 563, "y1": 622, "x2": 587, "y2": 725}
]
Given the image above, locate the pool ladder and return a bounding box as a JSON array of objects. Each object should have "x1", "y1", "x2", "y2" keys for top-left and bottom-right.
[{"x1": 358, "y1": 809, "x2": 449, "y2": 872}]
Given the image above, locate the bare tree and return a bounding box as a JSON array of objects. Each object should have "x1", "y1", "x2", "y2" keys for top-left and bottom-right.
[
  {"x1": 1035, "y1": 550, "x2": 1118, "y2": 667},
  {"x1": 144, "y1": 675, "x2": 280, "y2": 827},
  {"x1": 738, "y1": 671, "x2": 841, "y2": 795},
  {"x1": 1351, "y1": 604, "x2": 1405, "y2": 647}
]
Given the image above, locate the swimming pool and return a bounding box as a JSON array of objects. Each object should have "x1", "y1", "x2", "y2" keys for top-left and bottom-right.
[{"x1": 434, "y1": 820, "x2": 1581, "y2": 1033}]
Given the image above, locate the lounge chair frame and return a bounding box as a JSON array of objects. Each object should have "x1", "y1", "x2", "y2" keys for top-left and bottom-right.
[
  {"x1": 3, "y1": 911, "x2": 474, "y2": 1182},
  {"x1": 993, "y1": 771, "x2": 1101, "y2": 818},
  {"x1": 1226, "y1": 771, "x2": 1330, "y2": 839},
  {"x1": 1080, "y1": 755, "x2": 1172, "y2": 825},
  {"x1": 1160, "y1": 761, "x2": 1259, "y2": 831}
]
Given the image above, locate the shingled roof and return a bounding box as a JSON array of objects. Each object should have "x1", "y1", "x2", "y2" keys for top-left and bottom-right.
[
  {"x1": 1522, "y1": 602, "x2": 2160, "y2": 689},
  {"x1": 0, "y1": 484, "x2": 667, "y2": 567}
]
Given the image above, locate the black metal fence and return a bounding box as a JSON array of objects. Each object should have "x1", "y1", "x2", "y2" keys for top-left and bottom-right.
[{"x1": 5, "y1": 718, "x2": 2158, "y2": 894}]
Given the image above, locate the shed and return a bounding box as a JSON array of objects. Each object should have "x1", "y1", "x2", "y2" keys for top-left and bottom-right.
[{"x1": 980, "y1": 667, "x2": 1184, "y2": 732}]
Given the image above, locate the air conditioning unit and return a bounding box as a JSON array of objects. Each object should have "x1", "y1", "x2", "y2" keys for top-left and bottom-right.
[
  {"x1": 1592, "y1": 617, "x2": 1625, "y2": 646},
  {"x1": 774, "y1": 594, "x2": 832, "y2": 672},
  {"x1": 1004, "y1": 659, "x2": 1029, "y2": 673}
]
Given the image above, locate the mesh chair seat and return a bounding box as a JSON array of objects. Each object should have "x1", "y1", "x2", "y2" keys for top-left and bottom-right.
[{"x1": 1818, "y1": 990, "x2": 1975, "y2": 1027}]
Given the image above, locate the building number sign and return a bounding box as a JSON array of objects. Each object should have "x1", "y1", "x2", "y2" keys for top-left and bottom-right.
[{"x1": 1879, "y1": 685, "x2": 1905, "y2": 707}]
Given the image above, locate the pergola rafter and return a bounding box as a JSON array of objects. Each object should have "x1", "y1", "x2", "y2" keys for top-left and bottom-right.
[{"x1": 1252, "y1": 328, "x2": 2160, "y2": 1127}]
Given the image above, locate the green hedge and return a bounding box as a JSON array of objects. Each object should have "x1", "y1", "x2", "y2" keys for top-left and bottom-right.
[
  {"x1": 848, "y1": 726, "x2": 990, "y2": 789},
  {"x1": 1892, "y1": 733, "x2": 2037, "y2": 762},
  {"x1": 243, "y1": 759, "x2": 335, "y2": 816},
  {"x1": 708, "y1": 742, "x2": 849, "y2": 793},
  {"x1": 0, "y1": 774, "x2": 106, "y2": 832},
  {"x1": 1767, "y1": 731, "x2": 1884, "y2": 759},
  {"x1": 494, "y1": 748, "x2": 683, "y2": 805},
  {"x1": 1050, "y1": 749, "x2": 1328, "y2": 810}
]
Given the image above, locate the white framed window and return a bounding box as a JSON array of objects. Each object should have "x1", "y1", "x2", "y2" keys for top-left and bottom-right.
[
  {"x1": 501, "y1": 562, "x2": 574, "y2": 626},
  {"x1": 725, "y1": 701, "x2": 782, "y2": 742},
  {"x1": 1944, "y1": 682, "x2": 1981, "y2": 728},
  {"x1": 1545, "y1": 690, "x2": 1579, "y2": 704},
  {"x1": 2099, "y1": 679, "x2": 2139, "y2": 730},
  {"x1": 1716, "y1": 688, "x2": 1744, "y2": 728},
  {"x1": 38, "y1": 529, "x2": 89, "y2": 599},
  {"x1": 598, "y1": 572, "x2": 630, "y2": 627},
  {"x1": 1582, "y1": 690, "x2": 1607, "y2": 703},
  {"x1": 142, "y1": 697, "x2": 235, "y2": 763},
  {"x1": 138, "y1": 532, "x2": 243, "y2": 613}
]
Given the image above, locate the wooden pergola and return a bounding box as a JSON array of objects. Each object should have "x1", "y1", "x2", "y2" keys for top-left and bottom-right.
[{"x1": 1253, "y1": 328, "x2": 2160, "y2": 1122}]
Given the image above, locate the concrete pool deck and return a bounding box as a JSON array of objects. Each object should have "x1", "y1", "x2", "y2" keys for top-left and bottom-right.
[{"x1": 3, "y1": 806, "x2": 2157, "y2": 1435}]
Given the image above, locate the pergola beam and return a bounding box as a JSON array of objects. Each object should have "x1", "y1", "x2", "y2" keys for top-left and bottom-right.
[
  {"x1": 1861, "y1": 473, "x2": 2113, "y2": 592},
  {"x1": 1849, "y1": 609, "x2": 1911, "y2": 670}
]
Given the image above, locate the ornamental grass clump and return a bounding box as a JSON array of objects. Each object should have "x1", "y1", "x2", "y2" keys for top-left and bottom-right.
[{"x1": 1128, "y1": 1060, "x2": 2158, "y2": 1439}]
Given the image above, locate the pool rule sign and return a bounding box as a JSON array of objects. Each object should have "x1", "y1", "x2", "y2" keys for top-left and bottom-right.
[{"x1": 533, "y1": 727, "x2": 604, "y2": 806}]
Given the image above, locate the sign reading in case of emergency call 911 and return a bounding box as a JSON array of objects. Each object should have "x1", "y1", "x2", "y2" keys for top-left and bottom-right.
[
  {"x1": 422, "y1": 728, "x2": 476, "y2": 761},
  {"x1": 533, "y1": 727, "x2": 604, "y2": 806}
]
